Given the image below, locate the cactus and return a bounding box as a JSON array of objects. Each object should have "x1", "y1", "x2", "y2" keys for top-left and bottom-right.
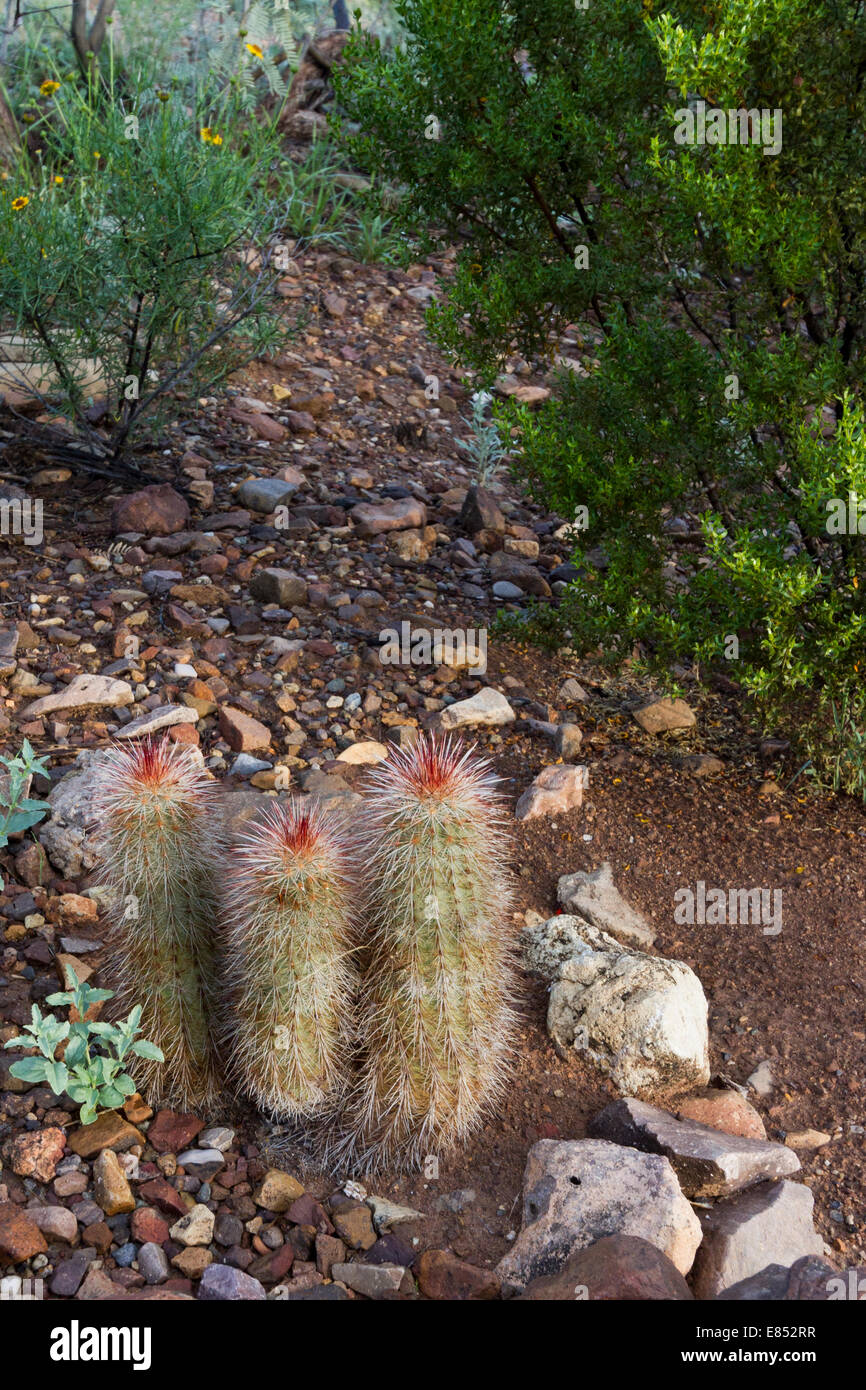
[
  {"x1": 343, "y1": 735, "x2": 516, "y2": 1171},
  {"x1": 94, "y1": 738, "x2": 223, "y2": 1110},
  {"x1": 220, "y1": 799, "x2": 359, "y2": 1119}
]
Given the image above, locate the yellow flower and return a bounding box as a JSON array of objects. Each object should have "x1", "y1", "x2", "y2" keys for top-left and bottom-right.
[
  {"x1": 40, "y1": 79, "x2": 61, "y2": 96},
  {"x1": 54, "y1": 175, "x2": 64, "y2": 185},
  {"x1": 93, "y1": 151, "x2": 102, "y2": 159},
  {"x1": 200, "y1": 126, "x2": 213, "y2": 142},
  {"x1": 12, "y1": 196, "x2": 29, "y2": 211},
  {"x1": 245, "y1": 42, "x2": 264, "y2": 59},
  {"x1": 211, "y1": 133, "x2": 223, "y2": 146}
]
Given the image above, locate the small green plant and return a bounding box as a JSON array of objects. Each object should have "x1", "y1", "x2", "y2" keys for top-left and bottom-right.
[
  {"x1": 276, "y1": 140, "x2": 353, "y2": 247},
  {"x1": 459, "y1": 391, "x2": 507, "y2": 487},
  {"x1": 348, "y1": 202, "x2": 403, "y2": 264},
  {"x1": 3, "y1": 967, "x2": 163, "y2": 1125},
  {"x1": 0, "y1": 739, "x2": 51, "y2": 891}
]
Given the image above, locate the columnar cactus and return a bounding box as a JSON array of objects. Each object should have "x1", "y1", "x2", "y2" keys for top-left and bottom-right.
[
  {"x1": 94, "y1": 738, "x2": 223, "y2": 1110},
  {"x1": 220, "y1": 800, "x2": 359, "y2": 1118},
  {"x1": 344, "y1": 735, "x2": 516, "y2": 1171}
]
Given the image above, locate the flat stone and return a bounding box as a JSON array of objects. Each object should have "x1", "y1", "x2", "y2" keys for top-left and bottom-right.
[
  {"x1": 515, "y1": 763, "x2": 587, "y2": 820},
  {"x1": 336, "y1": 740, "x2": 389, "y2": 765},
  {"x1": 67, "y1": 1111, "x2": 144, "y2": 1158},
  {"x1": 22, "y1": 673, "x2": 134, "y2": 719},
  {"x1": 198, "y1": 1264, "x2": 267, "y2": 1300},
  {"x1": 332, "y1": 1262, "x2": 406, "y2": 1298},
  {"x1": 496, "y1": 1140, "x2": 701, "y2": 1295},
  {"x1": 556, "y1": 862, "x2": 655, "y2": 949},
  {"x1": 785, "y1": 1129, "x2": 832, "y2": 1151},
  {"x1": 587, "y1": 1099, "x2": 800, "y2": 1198},
  {"x1": 148, "y1": 1110, "x2": 204, "y2": 1154},
  {"x1": 367, "y1": 1196, "x2": 426, "y2": 1232},
  {"x1": 517, "y1": 1235, "x2": 694, "y2": 1301},
  {"x1": 50, "y1": 1249, "x2": 97, "y2": 1297},
  {"x1": 438, "y1": 687, "x2": 515, "y2": 730},
  {"x1": 116, "y1": 704, "x2": 198, "y2": 738},
  {"x1": 416, "y1": 1249, "x2": 500, "y2": 1300},
  {"x1": 632, "y1": 697, "x2": 696, "y2": 734},
  {"x1": 690, "y1": 1180, "x2": 824, "y2": 1299},
  {"x1": 554, "y1": 723, "x2": 583, "y2": 759},
  {"x1": 351, "y1": 497, "x2": 427, "y2": 536}
]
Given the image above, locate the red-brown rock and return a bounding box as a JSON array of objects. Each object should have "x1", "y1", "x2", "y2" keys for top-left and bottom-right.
[
  {"x1": 0, "y1": 1202, "x2": 48, "y2": 1262},
  {"x1": 6, "y1": 1126, "x2": 66, "y2": 1182},
  {"x1": 517, "y1": 1235, "x2": 694, "y2": 1300},
  {"x1": 147, "y1": 1110, "x2": 204, "y2": 1155},
  {"x1": 111, "y1": 484, "x2": 190, "y2": 537},
  {"x1": 416, "y1": 1248, "x2": 501, "y2": 1301}
]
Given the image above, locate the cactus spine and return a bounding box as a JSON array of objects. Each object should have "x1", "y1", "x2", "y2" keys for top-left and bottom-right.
[
  {"x1": 94, "y1": 738, "x2": 223, "y2": 1109},
  {"x1": 345, "y1": 735, "x2": 516, "y2": 1171},
  {"x1": 221, "y1": 799, "x2": 358, "y2": 1118}
]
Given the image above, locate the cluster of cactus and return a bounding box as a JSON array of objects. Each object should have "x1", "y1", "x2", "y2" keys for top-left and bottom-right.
[{"x1": 95, "y1": 733, "x2": 515, "y2": 1171}]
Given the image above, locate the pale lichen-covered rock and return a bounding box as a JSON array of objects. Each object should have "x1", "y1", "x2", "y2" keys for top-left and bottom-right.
[{"x1": 522, "y1": 915, "x2": 709, "y2": 1099}]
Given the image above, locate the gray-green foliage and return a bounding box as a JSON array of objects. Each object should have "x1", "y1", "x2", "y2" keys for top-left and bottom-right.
[{"x1": 3, "y1": 968, "x2": 164, "y2": 1125}]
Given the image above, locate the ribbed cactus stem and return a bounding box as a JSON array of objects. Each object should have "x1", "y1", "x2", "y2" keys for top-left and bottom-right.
[
  {"x1": 347, "y1": 735, "x2": 516, "y2": 1171},
  {"x1": 221, "y1": 800, "x2": 358, "y2": 1118},
  {"x1": 94, "y1": 738, "x2": 223, "y2": 1109}
]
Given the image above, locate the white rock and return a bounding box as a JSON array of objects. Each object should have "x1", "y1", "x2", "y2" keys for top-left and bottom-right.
[
  {"x1": 170, "y1": 1204, "x2": 215, "y2": 1247},
  {"x1": 496, "y1": 1139, "x2": 702, "y2": 1294},
  {"x1": 116, "y1": 704, "x2": 198, "y2": 738},
  {"x1": 336, "y1": 740, "x2": 390, "y2": 765},
  {"x1": 438, "y1": 688, "x2": 515, "y2": 730},
  {"x1": 22, "y1": 672, "x2": 133, "y2": 719},
  {"x1": 522, "y1": 915, "x2": 709, "y2": 1099},
  {"x1": 515, "y1": 764, "x2": 588, "y2": 820},
  {"x1": 691, "y1": 1180, "x2": 824, "y2": 1298}
]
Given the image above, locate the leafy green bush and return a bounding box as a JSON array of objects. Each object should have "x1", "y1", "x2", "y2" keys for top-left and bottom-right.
[
  {"x1": 0, "y1": 64, "x2": 287, "y2": 464},
  {"x1": 4, "y1": 967, "x2": 163, "y2": 1124},
  {"x1": 334, "y1": 0, "x2": 866, "y2": 784},
  {"x1": 0, "y1": 740, "x2": 51, "y2": 891}
]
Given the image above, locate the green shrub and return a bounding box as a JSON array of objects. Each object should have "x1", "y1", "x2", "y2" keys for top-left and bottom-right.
[
  {"x1": 0, "y1": 64, "x2": 286, "y2": 464},
  {"x1": 334, "y1": 0, "x2": 866, "y2": 784}
]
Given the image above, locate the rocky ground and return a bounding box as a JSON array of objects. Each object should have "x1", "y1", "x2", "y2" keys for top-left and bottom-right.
[{"x1": 0, "y1": 243, "x2": 864, "y2": 1300}]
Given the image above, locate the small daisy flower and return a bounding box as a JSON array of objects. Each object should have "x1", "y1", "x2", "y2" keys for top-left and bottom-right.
[
  {"x1": 245, "y1": 42, "x2": 264, "y2": 59},
  {"x1": 12, "y1": 196, "x2": 29, "y2": 211},
  {"x1": 40, "y1": 79, "x2": 61, "y2": 96}
]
